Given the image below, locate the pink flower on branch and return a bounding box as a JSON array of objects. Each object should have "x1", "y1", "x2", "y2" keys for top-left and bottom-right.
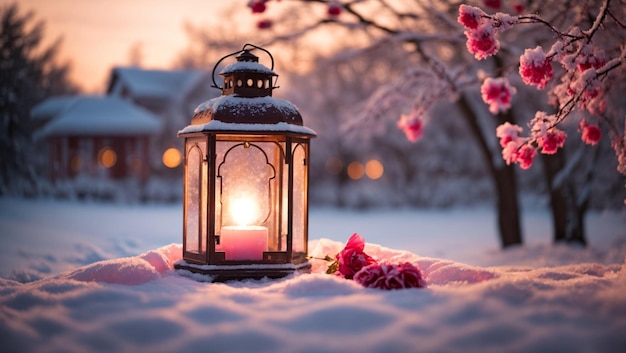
[
  {"x1": 502, "y1": 141, "x2": 536, "y2": 169},
  {"x1": 458, "y1": 4, "x2": 484, "y2": 30},
  {"x1": 481, "y1": 77, "x2": 516, "y2": 114},
  {"x1": 580, "y1": 120, "x2": 602, "y2": 145},
  {"x1": 248, "y1": 0, "x2": 268, "y2": 14},
  {"x1": 537, "y1": 129, "x2": 567, "y2": 154},
  {"x1": 519, "y1": 46, "x2": 553, "y2": 89},
  {"x1": 496, "y1": 122, "x2": 522, "y2": 148},
  {"x1": 257, "y1": 19, "x2": 273, "y2": 29},
  {"x1": 397, "y1": 112, "x2": 423, "y2": 142},
  {"x1": 327, "y1": 2, "x2": 342, "y2": 17},
  {"x1": 465, "y1": 23, "x2": 500, "y2": 60},
  {"x1": 483, "y1": 0, "x2": 501, "y2": 10},
  {"x1": 354, "y1": 262, "x2": 427, "y2": 290}
]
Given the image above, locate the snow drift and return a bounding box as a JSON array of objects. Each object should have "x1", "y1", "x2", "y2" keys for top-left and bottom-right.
[{"x1": 1, "y1": 240, "x2": 625, "y2": 353}]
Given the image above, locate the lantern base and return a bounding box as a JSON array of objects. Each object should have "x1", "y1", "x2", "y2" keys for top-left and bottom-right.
[{"x1": 174, "y1": 260, "x2": 311, "y2": 282}]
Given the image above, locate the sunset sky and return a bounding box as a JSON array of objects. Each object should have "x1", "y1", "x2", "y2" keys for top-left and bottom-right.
[{"x1": 12, "y1": 0, "x2": 244, "y2": 92}]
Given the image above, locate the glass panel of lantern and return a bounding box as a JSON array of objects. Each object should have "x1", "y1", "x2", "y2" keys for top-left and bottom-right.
[{"x1": 214, "y1": 135, "x2": 286, "y2": 263}]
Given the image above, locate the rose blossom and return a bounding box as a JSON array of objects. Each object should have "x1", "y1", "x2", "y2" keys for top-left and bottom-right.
[
  {"x1": 519, "y1": 46, "x2": 553, "y2": 89},
  {"x1": 354, "y1": 262, "x2": 427, "y2": 290},
  {"x1": 336, "y1": 233, "x2": 377, "y2": 279}
]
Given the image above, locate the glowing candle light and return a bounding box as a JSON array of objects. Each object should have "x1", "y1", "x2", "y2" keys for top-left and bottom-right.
[{"x1": 220, "y1": 197, "x2": 268, "y2": 260}]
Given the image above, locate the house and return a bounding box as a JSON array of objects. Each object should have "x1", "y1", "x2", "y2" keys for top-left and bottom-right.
[
  {"x1": 32, "y1": 67, "x2": 216, "y2": 185},
  {"x1": 33, "y1": 96, "x2": 161, "y2": 182},
  {"x1": 107, "y1": 67, "x2": 215, "y2": 172}
]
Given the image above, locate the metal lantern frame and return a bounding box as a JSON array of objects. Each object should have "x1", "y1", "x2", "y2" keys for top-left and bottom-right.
[{"x1": 174, "y1": 44, "x2": 316, "y2": 281}]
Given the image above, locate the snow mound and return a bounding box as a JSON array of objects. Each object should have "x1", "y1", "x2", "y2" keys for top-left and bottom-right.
[
  {"x1": 1, "y1": 241, "x2": 626, "y2": 353},
  {"x1": 66, "y1": 244, "x2": 181, "y2": 285}
]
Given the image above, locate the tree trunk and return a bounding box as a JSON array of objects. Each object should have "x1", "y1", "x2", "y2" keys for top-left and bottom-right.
[
  {"x1": 493, "y1": 164, "x2": 523, "y2": 247},
  {"x1": 541, "y1": 152, "x2": 588, "y2": 246},
  {"x1": 457, "y1": 94, "x2": 523, "y2": 247}
]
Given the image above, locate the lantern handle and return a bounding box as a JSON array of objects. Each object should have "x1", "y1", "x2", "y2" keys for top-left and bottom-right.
[{"x1": 211, "y1": 44, "x2": 275, "y2": 90}]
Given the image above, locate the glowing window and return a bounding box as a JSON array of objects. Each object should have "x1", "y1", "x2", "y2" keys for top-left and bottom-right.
[
  {"x1": 98, "y1": 147, "x2": 117, "y2": 168},
  {"x1": 365, "y1": 159, "x2": 384, "y2": 180},
  {"x1": 247, "y1": 78, "x2": 253, "y2": 87},
  {"x1": 162, "y1": 148, "x2": 182, "y2": 168},
  {"x1": 237, "y1": 79, "x2": 242, "y2": 87},
  {"x1": 347, "y1": 161, "x2": 365, "y2": 180},
  {"x1": 257, "y1": 79, "x2": 263, "y2": 88}
]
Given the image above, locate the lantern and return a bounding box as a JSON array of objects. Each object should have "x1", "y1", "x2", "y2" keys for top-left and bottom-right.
[{"x1": 174, "y1": 44, "x2": 316, "y2": 281}]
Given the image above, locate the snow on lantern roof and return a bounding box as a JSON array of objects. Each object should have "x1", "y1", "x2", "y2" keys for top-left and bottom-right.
[
  {"x1": 179, "y1": 95, "x2": 316, "y2": 136},
  {"x1": 36, "y1": 96, "x2": 162, "y2": 138},
  {"x1": 219, "y1": 61, "x2": 277, "y2": 76},
  {"x1": 178, "y1": 120, "x2": 317, "y2": 136},
  {"x1": 107, "y1": 67, "x2": 208, "y2": 100}
]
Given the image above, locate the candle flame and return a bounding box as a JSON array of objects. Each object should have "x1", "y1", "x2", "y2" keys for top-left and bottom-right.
[{"x1": 231, "y1": 197, "x2": 258, "y2": 226}]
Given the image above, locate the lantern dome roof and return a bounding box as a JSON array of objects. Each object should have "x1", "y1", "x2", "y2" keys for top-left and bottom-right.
[
  {"x1": 180, "y1": 95, "x2": 316, "y2": 136},
  {"x1": 220, "y1": 61, "x2": 277, "y2": 76}
]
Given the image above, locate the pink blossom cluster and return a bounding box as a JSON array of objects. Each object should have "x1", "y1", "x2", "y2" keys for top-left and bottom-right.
[
  {"x1": 248, "y1": 0, "x2": 273, "y2": 29},
  {"x1": 497, "y1": 122, "x2": 536, "y2": 169},
  {"x1": 250, "y1": 0, "x2": 342, "y2": 27},
  {"x1": 550, "y1": 42, "x2": 608, "y2": 115},
  {"x1": 332, "y1": 233, "x2": 427, "y2": 290},
  {"x1": 457, "y1": 5, "x2": 517, "y2": 60},
  {"x1": 397, "y1": 112, "x2": 423, "y2": 143},
  {"x1": 480, "y1": 77, "x2": 516, "y2": 114},
  {"x1": 327, "y1": 2, "x2": 342, "y2": 17},
  {"x1": 580, "y1": 120, "x2": 602, "y2": 146},
  {"x1": 248, "y1": 0, "x2": 269, "y2": 14},
  {"x1": 519, "y1": 46, "x2": 554, "y2": 89},
  {"x1": 460, "y1": 2, "x2": 624, "y2": 174}
]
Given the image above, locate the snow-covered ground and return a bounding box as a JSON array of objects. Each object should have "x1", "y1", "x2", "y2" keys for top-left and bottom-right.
[{"x1": 1, "y1": 197, "x2": 625, "y2": 353}]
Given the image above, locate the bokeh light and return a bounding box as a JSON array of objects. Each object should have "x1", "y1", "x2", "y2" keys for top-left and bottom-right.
[
  {"x1": 98, "y1": 147, "x2": 117, "y2": 168},
  {"x1": 365, "y1": 159, "x2": 384, "y2": 180},
  {"x1": 162, "y1": 148, "x2": 182, "y2": 168},
  {"x1": 347, "y1": 161, "x2": 365, "y2": 180}
]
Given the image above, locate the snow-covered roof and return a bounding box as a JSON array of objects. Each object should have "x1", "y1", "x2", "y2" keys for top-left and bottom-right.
[
  {"x1": 36, "y1": 96, "x2": 162, "y2": 138},
  {"x1": 30, "y1": 96, "x2": 80, "y2": 121},
  {"x1": 107, "y1": 67, "x2": 209, "y2": 100}
]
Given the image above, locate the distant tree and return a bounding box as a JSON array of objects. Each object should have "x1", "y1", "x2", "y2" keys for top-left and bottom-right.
[{"x1": 0, "y1": 2, "x2": 77, "y2": 194}]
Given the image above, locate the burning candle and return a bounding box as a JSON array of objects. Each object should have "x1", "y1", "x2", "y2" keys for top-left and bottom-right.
[
  {"x1": 221, "y1": 225, "x2": 268, "y2": 260},
  {"x1": 220, "y1": 197, "x2": 268, "y2": 260}
]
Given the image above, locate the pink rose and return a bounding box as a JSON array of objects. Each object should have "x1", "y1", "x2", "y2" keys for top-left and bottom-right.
[
  {"x1": 354, "y1": 262, "x2": 427, "y2": 290},
  {"x1": 336, "y1": 233, "x2": 377, "y2": 279}
]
